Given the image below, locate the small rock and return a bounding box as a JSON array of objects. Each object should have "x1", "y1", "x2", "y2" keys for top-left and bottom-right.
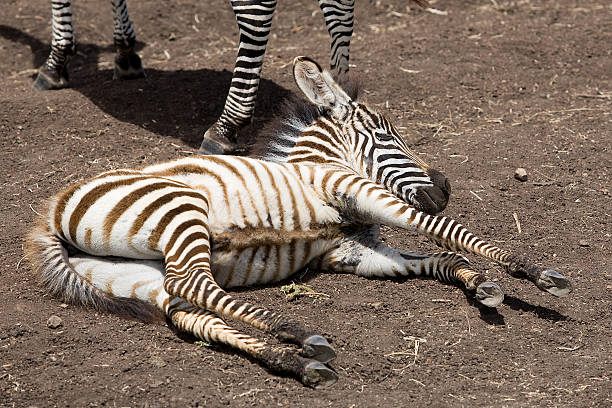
[
  {"x1": 578, "y1": 240, "x2": 589, "y2": 247},
  {"x1": 59, "y1": 303, "x2": 68, "y2": 308},
  {"x1": 47, "y1": 315, "x2": 62, "y2": 329},
  {"x1": 514, "y1": 168, "x2": 528, "y2": 182},
  {"x1": 369, "y1": 302, "x2": 383, "y2": 310}
]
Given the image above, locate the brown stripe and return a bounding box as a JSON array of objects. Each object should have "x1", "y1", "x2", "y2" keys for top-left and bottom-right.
[
  {"x1": 138, "y1": 196, "x2": 207, "y2": 251},
  {"x1": 331, "y1": 173, "x2": 352, "y2": 194},
  {"x1": 264, "y1": 165, "x2": 283, "y2": 228},
  {"x1": 294, "y1": 182, "x2": 315, "y2": 225},
  {"x1": 255, "y1": 246, "x2": 271, "y2": 284},
  {"x1": 278, "y1": 171, "x2": 300, "y2": 229},
  {"x1": 151, "y1": 162, "x2": 229, "y2": 214},
  {"x1": 103, "y1": 181, "x2": 180, "y2": 247},
  {"x1": 166, "y1": 232, "x2": 210, "y2": 265},
  {"x1": 130, "y1": 280, "x2": 153, "y2": 298},
  {"x1": 162, "y1": 219, "x2": 208, "y2": 255},
  {"x1": 84, "y1": 228, "x2": 92, "y2": 248},
  {"x1": 68, "y1": 176, "x2": 150, "y2": 242},
  {"x1": 241, "y1": 159, "x2": 269, "y2": 226},
  {"x1": 53, "y1": 181, "x2": 85, "y2": 240},
  {"x1": 241, "y1": 248, "x2": 258, "y2": 286}
]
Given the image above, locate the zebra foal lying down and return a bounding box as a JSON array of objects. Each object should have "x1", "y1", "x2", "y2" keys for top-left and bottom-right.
[
  {"x1": 25, "y1": 57, "x2": 572, "y2": 388},
  {"x1": 34, "y1": 0, "x2": 430, "y2": 153}
]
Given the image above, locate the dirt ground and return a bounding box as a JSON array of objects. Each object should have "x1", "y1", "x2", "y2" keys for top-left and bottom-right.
[{"x1": 1, "y1": 0, "x2": 610, "y2": 406}]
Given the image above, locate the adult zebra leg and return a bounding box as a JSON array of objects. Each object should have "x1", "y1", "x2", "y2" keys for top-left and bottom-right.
[
  {"x1": 314, "y1": 228, "x2": 504, "y2": 307},
  {"x1": 318, "y1": 0, "x2": 354, "y2": 77},
  {"x1": 111, "y1": 0, "x2": 145, "y2": 80},
  {"x1": 34, "y1": 0, "x2": 75, "y2": 90},
  {"x1": 158, "y1": 200, "x2": 336, "y2": 363},
  {"x1": 200, "y1": 0, "x2": 277, "y2": 155},
  {"x1": 167, "y1": 298, "x2": 337, "y2": 388}
]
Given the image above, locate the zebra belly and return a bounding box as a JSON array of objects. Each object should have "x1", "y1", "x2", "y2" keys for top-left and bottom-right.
[{"x1": 211, "y1": 237, "x2": 339, "y2": 288}]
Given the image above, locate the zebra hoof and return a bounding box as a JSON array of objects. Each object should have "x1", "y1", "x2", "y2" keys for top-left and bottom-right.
[
  {"x1": 301, "y1": 335, "x2": 336, "y2": 363},
  {"x1": 33, "y1": 68, "x2": 69, "y2": 90},
  {"x1": 302, "y1": 361, "x2": 338, "y2": 389},
  {"x1": 199, "y1": 125, "x2": 237, "y2": 155},
  {"x1": 536, "y1": 270, "x2": 572, "y2": 297},
  {"x1": 113, "y1": 52, "x2": 146, "y2": 80},
  {"x1": 475, "y1": 282, "x2": 504, "y2": 308}
]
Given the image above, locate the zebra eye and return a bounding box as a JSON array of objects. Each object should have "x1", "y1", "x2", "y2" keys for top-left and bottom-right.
[{"x1": 375, "y1": 132, "x2": 394, "y2": 142}]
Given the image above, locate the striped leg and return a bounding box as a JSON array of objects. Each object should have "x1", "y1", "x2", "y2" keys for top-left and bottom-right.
[
  {"x1": 315, "y1": 229, "x2": 504, "y2": 307},
  {"x1": 34, "y1": 0, "x2": 75, "y2": 90},
  {"x1": 318, "y1": 0, "x2": 354, "y2": 77},
  {"x1": 156, "y1": 193, "x2": 336, "y2": 363},
  {"x1": 111, "y1": 0, "x2": 145, "y2": 80},
  {"x1": 167, "y1": 298, "x2": 337, "y2": 388},
  {"x1": 200, "y1": 0, "x2": 277, "y2": 154},
  {"x1": 359, "y1": 186, "x2": 573, "y2": 297}
]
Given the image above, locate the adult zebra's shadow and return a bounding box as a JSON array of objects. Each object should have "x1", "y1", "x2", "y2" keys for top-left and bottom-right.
[{"x1": 0, "y1": 25, "x2": 291, "y2": 149}]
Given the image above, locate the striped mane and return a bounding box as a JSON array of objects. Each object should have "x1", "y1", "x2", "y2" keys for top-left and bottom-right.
[{"x1": 251, "y1": 78, "x2": 360, "y2": 162}]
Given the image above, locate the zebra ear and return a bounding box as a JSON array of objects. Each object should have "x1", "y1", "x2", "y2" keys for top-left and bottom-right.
[{"x1": 293, "y1": 56, "x2": 352, "y2": 110}]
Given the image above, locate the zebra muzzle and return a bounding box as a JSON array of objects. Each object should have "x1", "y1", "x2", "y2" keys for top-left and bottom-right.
[{"x1": 413, "y1": 169, "x2": 450, "y2": 215}]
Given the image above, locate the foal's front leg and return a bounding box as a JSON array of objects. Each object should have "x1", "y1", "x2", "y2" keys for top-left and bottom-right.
[
  {"x1": 314, "y1": 227, "x2": 504, "y2": 307},
  {"x1": 316, "y1": 172, "x2": 572, "y2": 297}
]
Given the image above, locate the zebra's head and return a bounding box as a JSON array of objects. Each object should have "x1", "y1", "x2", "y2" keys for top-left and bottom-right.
[{"x1": 288, "y1": 56, "x2": 451, "y2": 215}]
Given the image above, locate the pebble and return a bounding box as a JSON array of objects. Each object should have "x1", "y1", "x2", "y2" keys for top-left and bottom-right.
[
  {"x1": 578, "y1": 240, "x2": 589, "y2": 247},
  {"x1": 514, "y1": 167, "x2": 528, "y2": 182},
  {"x1": 47, "y1": 315, "x2": 63, "y2": 329}
]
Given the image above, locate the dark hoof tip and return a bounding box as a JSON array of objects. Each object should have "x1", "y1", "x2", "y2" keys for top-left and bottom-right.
[
  {"x1": 33, "y1": 71, "x2": 68, "y2": 90},
  {"x1": 199, "y1": 127, "x2": 237, "y2": 155},
  {"x1": 302, "y1": 335, "x2": 336, "y2": 363},
  {"x1": 536, "y1": 270, "x2": 572, "y2": 297},
  {"x1": 113, "y1": 53, "x2": 146, "y2": 80},
  {"x1": 475, "y1": 282, "x2": 504, "y2": 307},
  {"x1": 302, "y1": 361, "x2": 337, "y2": 389}
]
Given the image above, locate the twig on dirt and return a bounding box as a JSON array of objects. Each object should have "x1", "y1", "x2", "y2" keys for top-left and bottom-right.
[
  {"x1": 233, "y1": 388, "x2": 264, "y2": 399},
  {"x1": 512, "y1": 212, "x2": 522, "y2": 234},
  {"x1": 470, "y1": 190, "x2": 483, "y2": 201},
  {"x1": 9, "y1": 69, "x2": 39, "y2": 79},
  {"x1": 463, "y1": 309, "x2": 471, "y2": 335},
  {"x1": 574, "y1": 91, "x2": 611, "y2": 99},
  {"x1": 408, "y1": 378, "x2": 426, "y2": 387},
  {"x1": 29, "y1": 204, "x2": 42, "y2": 216},
  {"x1": 432, "y1": 124, "x2": 444, "y2": 138},
  {"x1": 449, "y1": 154, "x2": 469, "y2": 164},
  {"x1": 16, "y1": 255, "x2": 26, "y2": 271},
  {"x1": 426, "y1": 7, "x2": 448, "y2": 15},
  {"x1": 399, "y1": 67, "x2": 421, "y2": 74},
  {"x1": 557, "y1": 345, "x2": 583, "y2": 352}
]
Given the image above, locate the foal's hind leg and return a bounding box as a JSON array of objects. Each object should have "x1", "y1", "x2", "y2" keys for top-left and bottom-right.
[
  {"x1": 314, "y1": 228, "x2": 504, "y2": 307},
  {"x1": 151, "y1": 190, "x2": 335, "y2": 363},
  {"x1": 167, "y1": 298, "x2": 337, "y2": 388},
  {"x1": 111, "y1": 0, "x2": 145, "y2": 80}
]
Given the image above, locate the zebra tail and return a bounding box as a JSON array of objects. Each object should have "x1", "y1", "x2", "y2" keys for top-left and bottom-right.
[{"x1": 24, "y1": 210, "x2": 165, "y2": 323}]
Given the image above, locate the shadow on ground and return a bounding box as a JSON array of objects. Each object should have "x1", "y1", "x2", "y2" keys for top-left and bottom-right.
[{"x1": 0, "y1": 24, "x2": 291, "y2": 149}]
